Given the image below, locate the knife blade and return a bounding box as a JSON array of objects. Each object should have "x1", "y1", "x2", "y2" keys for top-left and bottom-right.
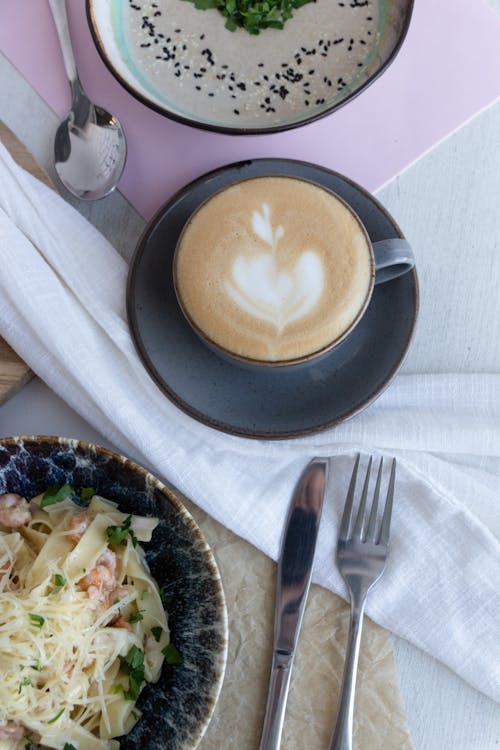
[{"x1": 259, "y1": 458, "x2": 329, "y2": 750}]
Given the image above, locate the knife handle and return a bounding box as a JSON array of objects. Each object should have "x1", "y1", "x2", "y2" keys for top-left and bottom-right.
[{"x1": 258, "y1": 651, "x2": 293, "y2": 750}]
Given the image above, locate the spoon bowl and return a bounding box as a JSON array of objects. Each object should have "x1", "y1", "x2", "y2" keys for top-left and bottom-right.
[
  {"x1": 54, "y1": 101, "x2": 126, "y2": 200},
  {"x1": 49, "y1": 0, "x2": 126, "y2": 200}
]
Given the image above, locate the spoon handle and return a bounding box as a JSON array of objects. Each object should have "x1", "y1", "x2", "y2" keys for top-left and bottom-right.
[{"x1": 48, "y1": 0, "x2": 81, "y2": 97}]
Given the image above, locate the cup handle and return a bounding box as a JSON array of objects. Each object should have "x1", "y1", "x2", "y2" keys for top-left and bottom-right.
[{"x1": 372, "y1": 239, "x2": 415, "y2": 285}]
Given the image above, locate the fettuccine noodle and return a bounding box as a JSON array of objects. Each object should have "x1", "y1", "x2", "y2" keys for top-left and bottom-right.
[{"x1": 0, "y1": 490, "x2": 170, "y2": 750}]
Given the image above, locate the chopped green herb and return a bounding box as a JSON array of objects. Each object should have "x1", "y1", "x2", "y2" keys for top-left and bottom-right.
[
  {"x1": 120, "y1": 645, "x2": 145, "y2": 701},
  {"x1": 151, "y1": 626, "x2": 163, "y2": 643},
  {"x1": 47, "y1": 708, "x2": 64, "y2": 724},
  {"x1": 162, "y1": 642, "x2": 183, "y2": 665},
  {"x1": 159, "y1": 588, "x2": 173, "y2": 607},
  {"x1": 28, "y1": 613, "x2": 45, "y2": 629},
  {"x1": 105, "y1": 515, "x2": 138, "y2": 548},
  {"x1": 128, "y1": 611, "x2": 144, "y2": 624},
  {"x1": 54, "y1": 574, "x2": 67, "y2": 588},
  {"x1": 63, "y1": 744, "x2": 77, "y2": 750},
  {"x1": 19, "y1": 664, "x2": 25, "y2": 670},
  {"x1": 113, "y1": 597, "x2": 120, "y2": 605},
  {"x1": 181, "y1": 0, "x2": 314, "y2": 34},
  {"x1": 80, "y1": 487, "x2": 95, "y2": 502},
  {"x1": 30, "y1": 659, "x2": 43, "y2": 672},
  {"x1": 140, "y1": 589, "x2": 148, "y2": 600},
  {"x1": 40, "y1": 483, "x2": 74, "y2": 508},
  {"x1": 18, "y1": 676, "x2": 31, "y2": 693}
]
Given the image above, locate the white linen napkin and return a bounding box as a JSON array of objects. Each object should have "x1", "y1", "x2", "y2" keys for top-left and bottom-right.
[{"x1": 0, "y1": 142, "x2": 499, "y2": 703}]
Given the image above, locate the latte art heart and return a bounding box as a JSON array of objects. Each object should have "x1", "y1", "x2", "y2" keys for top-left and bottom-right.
[
  {"x1": 174, "y1": 176, "x2": 373, "y2": 363},
  {"x1": 225, "y1": 251, "x2": 324, "y2": 332}
]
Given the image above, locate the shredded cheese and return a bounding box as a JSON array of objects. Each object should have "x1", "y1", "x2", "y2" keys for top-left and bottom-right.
[{"x1": 0, "y1": 494, "x2": 169, "y2": 750}]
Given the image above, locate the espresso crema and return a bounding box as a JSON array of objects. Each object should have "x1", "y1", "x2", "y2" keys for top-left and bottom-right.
[{"x1": 174, "y1": 176, "x2": 374, "y2": 364}]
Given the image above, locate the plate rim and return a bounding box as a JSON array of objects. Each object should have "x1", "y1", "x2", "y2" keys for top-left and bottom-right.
[
  {"x1": 0, "y1": 434, "x2": 229, "y2": 750},
  {"x1": 127, "y1": 157, "x2": 420, "y2": 440},
  {"x1": 86, "y1": 0, "x2": 415, "y2": 135}
]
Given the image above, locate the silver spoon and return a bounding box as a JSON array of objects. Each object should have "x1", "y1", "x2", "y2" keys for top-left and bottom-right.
[{"x1": 48, "y1": 0, "x2": 126, "y2": 200}]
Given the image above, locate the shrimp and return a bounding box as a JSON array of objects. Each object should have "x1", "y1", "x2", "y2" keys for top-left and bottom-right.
[
  {"x1": 0, "y1": 493, "x2": 31, "y2": 528},
  {"x1": 111, "y1": 616, "x2": 132, "y2": 631},
  {"x1": 79, "y1": 549, "x2": 118, "y2": 608},
  {"x1": 68, "y1": 512, "x2": 93, "y2": 543},
  {"x1": 0, "y1": 721, "x2": 25, "y2": 740}
]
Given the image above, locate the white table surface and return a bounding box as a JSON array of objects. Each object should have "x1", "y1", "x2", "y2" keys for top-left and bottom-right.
[{"x1": 1, "y1": 20, "x2": 500, "y2": 748}]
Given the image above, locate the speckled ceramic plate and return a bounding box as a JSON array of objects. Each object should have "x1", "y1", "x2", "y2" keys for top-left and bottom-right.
[
  {"x1": 87, "y1": 0, "x2": 413, "y2": 133},
  {"x1": 0, "y1": 436, "x2": 228, "y2": 750},
  {"x1": 127, "y1": 158, "x2": 419, "y2": 439}
]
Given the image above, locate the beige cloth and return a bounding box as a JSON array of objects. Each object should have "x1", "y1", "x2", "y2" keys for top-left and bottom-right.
[{"x1": 185, "y1": 500, "x2": 412, "y2": 750}]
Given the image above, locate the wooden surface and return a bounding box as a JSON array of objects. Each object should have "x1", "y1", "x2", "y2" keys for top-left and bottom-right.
[{"x1": 0, "y1": 121, "x2": 55, "y2": 406}]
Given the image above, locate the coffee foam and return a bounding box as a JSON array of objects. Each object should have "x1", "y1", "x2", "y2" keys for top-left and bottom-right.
[{"x1": 175, "y1": 177, "x2": 373, "y2": 363}]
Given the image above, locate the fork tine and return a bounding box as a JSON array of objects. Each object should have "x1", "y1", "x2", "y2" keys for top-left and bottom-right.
[
  {"x1": 377, "y1": 458, "x2": 396, "y2": 545},
  {"x1": 353, "y1": 456, "x2": 372, "y2": 538},
  {"x1": 366, "y1": 457, "x2": 383, "y2": 541},
  {"x1": 339, "y1": 454, "x2": 360, "y2": 540}
]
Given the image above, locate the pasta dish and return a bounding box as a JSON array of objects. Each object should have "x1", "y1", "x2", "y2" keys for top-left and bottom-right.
[{"x1": 0, "y1": 487, "x2": 173, "y2": 750}]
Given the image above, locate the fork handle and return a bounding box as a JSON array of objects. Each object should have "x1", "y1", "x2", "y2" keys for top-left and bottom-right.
[{"x1": 328, "y1": 596, "x2": 367, "y2": 750}]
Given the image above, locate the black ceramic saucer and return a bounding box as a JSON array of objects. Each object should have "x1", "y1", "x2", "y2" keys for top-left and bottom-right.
[{"x1": 127, "y1": 159, "x2": 419, "y2": 439}]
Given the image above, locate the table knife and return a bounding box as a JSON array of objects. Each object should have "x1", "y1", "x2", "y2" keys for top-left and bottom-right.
[{"x1": 259, "y1": 458, "x2": 329, "y2": 750}]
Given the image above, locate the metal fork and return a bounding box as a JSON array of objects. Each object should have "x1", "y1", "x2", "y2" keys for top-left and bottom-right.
[{"x1": 328, "y1": 455, "x2": 396, "y2": 750}]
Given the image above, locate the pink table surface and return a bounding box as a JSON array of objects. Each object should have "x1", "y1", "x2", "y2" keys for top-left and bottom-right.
[{"x1": 1, "y1": 0, "x2": 500, "y2": 220}]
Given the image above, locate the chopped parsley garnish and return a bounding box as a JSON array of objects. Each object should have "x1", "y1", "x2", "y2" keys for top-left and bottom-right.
[
  {"x1": 129, "y1": 611, "x2": 144, "y2": 624},
  {"x1": 159, "y1": 588, "x2": 173, "y2": 608},
  {"x1": 80, "y1": 487, "x2": 95, "y2": 502},
  {"x1": 18, "y1": 677, "x2": 31, "y2": 693},
  {"x1": 63, "y1": 744, "x2": 77, "y2": 750},
  {"x1": 28, "y1": 613, "x2": 45, "y2": 629},
  {"x1": 40, "y1": 483, "x2": 74, "y2": 508},
  {"x1": 30, "y1": 659, "x2": 43, "y2": 671},
  {"x1": 162, "y1": 642, "x2": 183, "y2": 665},
  {"x1": 120, "y1": 645, "x2": 145, "y2": 701},
  {"x1": 105, "y1": 515, "x2": 138, "y2": 548},
  {"x1": 47, "y1": 708, "x2": 64, "y2": 724},
  {"x1": 54, "y1": 574, "x2": 66, "y2": 588},
  {"x1": 151, "y1": 626, "x2": 163, "y2": 643},
  {"x1": 181, "y1": 0, "x2": 314, "y2": 34}
]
